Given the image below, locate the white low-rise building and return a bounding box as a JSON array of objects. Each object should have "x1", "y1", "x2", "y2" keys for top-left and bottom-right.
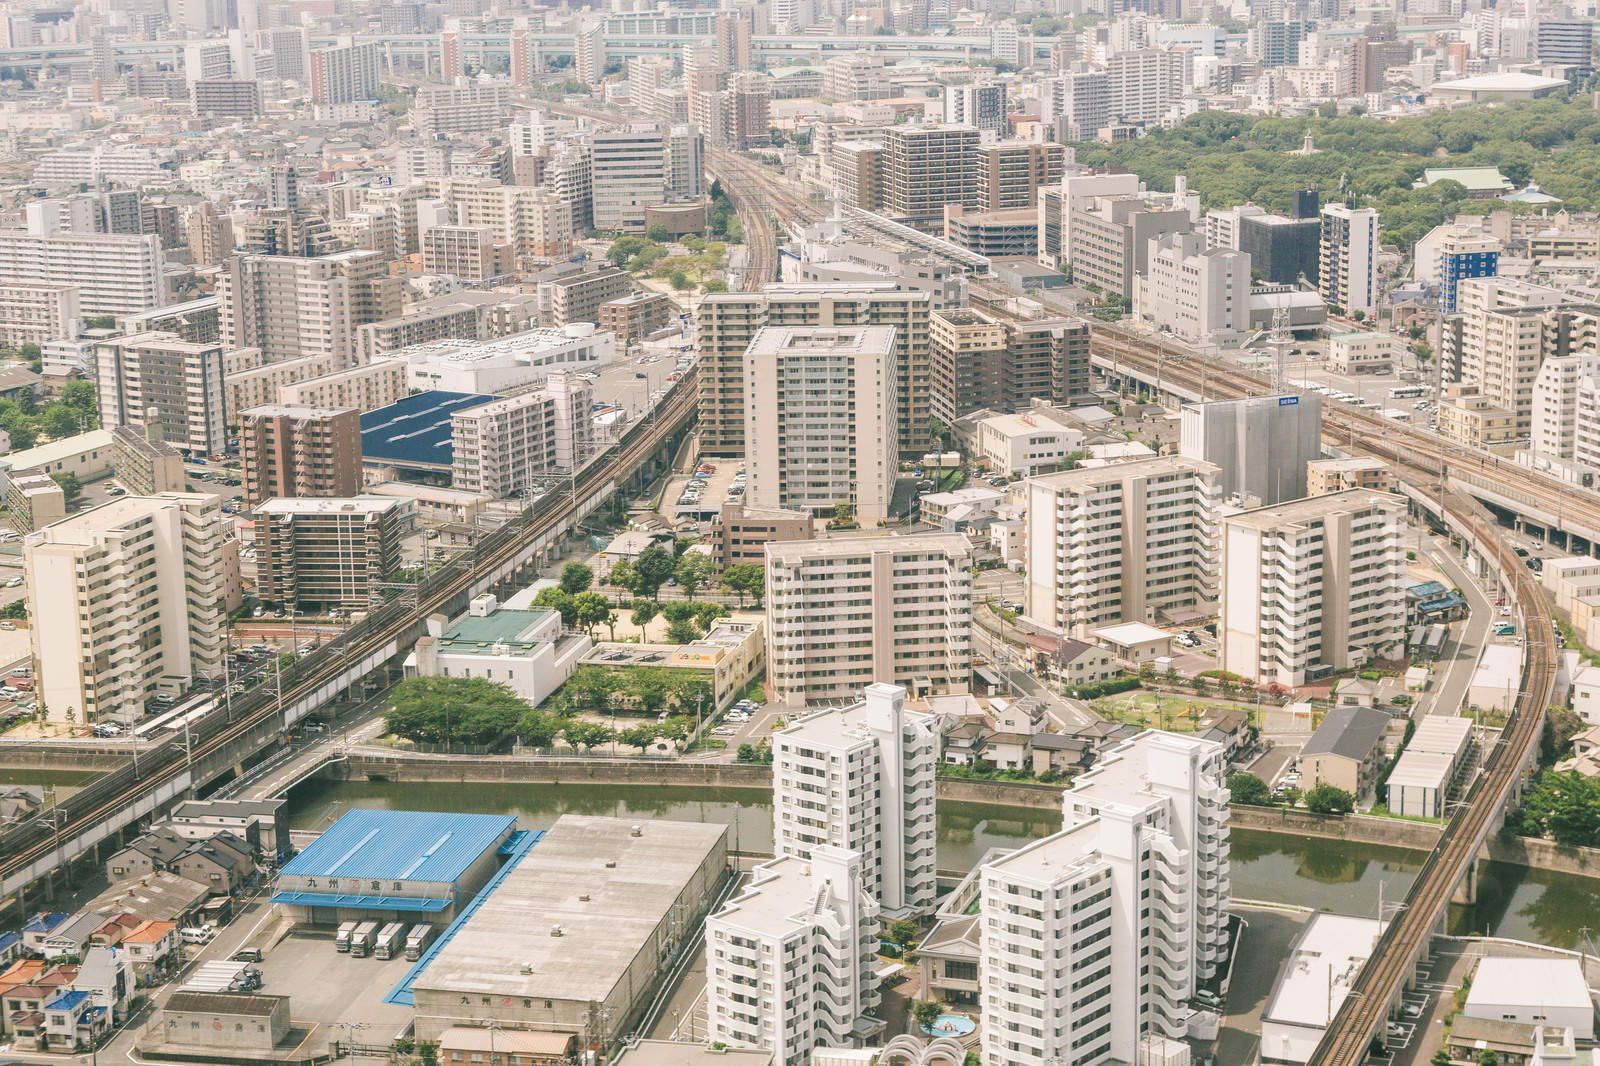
[
  {"x1": 406, "y1": 594, "x2": 590, "y2": 706},
  {"x1": 1464, "y1": 958, "x2": 1594, "y2": 1040},
  {"x1": 974, "y1": 410, "x2": 1086, "y2": 477},
  {"x1": 404, "y1": 324, "x2": 614, "y2": 394},
  {"x1": 1327, "y1": 331, "x2": 1398, "y2": 375},
  {"x1": 1386, "y1": 715, "x2": 1473, "y2": 818},
  {"x1": 1468, "y1": 644, "x2": 1524, "y2": 713},
  {"x1": 706, "y1": 846, "x2": 882, "y2": 1066},
  {"x1": 1260, "y1": 914, "x2": 1385, "y2": 1066}
]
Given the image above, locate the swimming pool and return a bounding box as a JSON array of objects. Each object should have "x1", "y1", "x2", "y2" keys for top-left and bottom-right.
[{"x1": 923, "y1": 1014, "x2": 976, "y2": 1037}]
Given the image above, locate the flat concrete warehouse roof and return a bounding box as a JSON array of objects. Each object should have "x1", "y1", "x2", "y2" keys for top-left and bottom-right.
[{"x1": 410, "y1": 816, "x2": 728, "y2": 1004}]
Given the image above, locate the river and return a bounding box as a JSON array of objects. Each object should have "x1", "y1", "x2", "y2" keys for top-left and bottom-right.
[{"x1": 286, "y1": 778, "x2": 1600, "y2": 950}]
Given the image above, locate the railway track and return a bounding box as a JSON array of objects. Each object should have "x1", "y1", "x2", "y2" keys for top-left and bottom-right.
[
  {"x1": 0, "y1": 378, "x2": 699, "y2": 893},
  {"x1": 1089, "y1": 325, "x2": 1553, "y2": 1066}
]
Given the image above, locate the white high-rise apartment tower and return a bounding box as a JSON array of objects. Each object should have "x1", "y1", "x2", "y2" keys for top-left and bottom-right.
[
  {"x1": 26, "y1": 494, "x2": 228, "y2": 726},
  {"x1": 1319, "y1": 203, "x2": 1378, "y2": 318},
  {"x1": 772, "y1": 683, "x2": 938, "y2": 916},
  {"x1": 980, "y1": 731, "x2": 1230, "y2": 1066},
  {"x1": 706, "y1": 845, "x2": 881, "y2": 1066}
]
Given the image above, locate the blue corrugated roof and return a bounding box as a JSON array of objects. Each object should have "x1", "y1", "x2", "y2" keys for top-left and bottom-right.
[
  {"x1": 359, "y1": 391, "x2": 495, "y2": 470},
  {"x1": 23, "y1": 912, "x2": 66, "y2": 933},
  {"x1": 278, "y1": 809, "x2": 515, "y2": 884},
  {"x1": 269, "y1": 892, "x2": 451, "y2": 912}
]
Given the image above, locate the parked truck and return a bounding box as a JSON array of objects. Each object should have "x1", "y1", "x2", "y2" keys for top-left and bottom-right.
[
  {"x1": 349, "y1": 921, "x2": 379, "y2": 958},
  {"x1": 373, "y1": 921, "x2": 406, "y2": 960},
  {"x1": 335, "y1": 921, "x2": 358, "y2": 952},
  {"x1": 404, "y1": 923, "x2": 434, "y2": 961}
]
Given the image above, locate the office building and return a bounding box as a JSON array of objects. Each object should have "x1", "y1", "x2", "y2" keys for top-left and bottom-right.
[
  {"x1": 765, "y1": 536, "x2": 971, "y2": 708},
  {"x1": 706, "y1": 847, "x2": 882, "y2": 1065},
  {"x1": 1535, "y1": 18, "x2": 1593, "y2": 74},
  {"x1": 25, "y1": 493, "x2": 227, "y2": 725},
  {"x1": 410, "y1": 596, "x2": 586, "y2": 708},
  {"x1": 980, "y1": 730, "x2": 1231, "y2": 1066},
  {"x1": 771, "y1": 682, "x2": 939, "y2": 916},
  {"x1": 976, "y1": 142, "x2": 1064, "y2": 212},
  {"x1": 252, "y1": 496, "x2": 414, "y2": 611},
  {"x1": 1024, "y1": 457, "x2": 1220, "y2": 631},
  {"x1": 1137, "y1": 233, "x2": 1251, "y2": 347},
  {"x1": 745, "y1": 326, "x2": 897, "y2": 523},
  {"x1": 450, "y1": 370, "x2": 594, "y2": 497},
  {"x1": 1326, "y1": 332, "x2": 1396, "y2": 375},
  {"x1": 1219, "y1": 491, "x2": 1408, "y2": 687},
  {"x1": 544, "y1": 266, "x2": 635, "y2": 327},
  {"x1": 592, "y1": 124, "x2": 666, "y2": 233},
  {"x1": 1319, "y1": 204, "x2": 1379, "y2": 318},
  {"x1": 1070, "y1": 193, "x2": 1194, "y2": 302},
  {"x1": 1179, "y1": 394, "x2": 1324, "y2": 506},
  {"x1": 217, "y1": 251, "x2": 401, "y2": 368},
  {"x1": 1305, "y1": 457, "x2": 1391, "y2": 496},
  {"x1": 240, "y1": 404, "x2": 362, "y2": 508},
  {"x1": 95, "y1": 332, "x2": 226, "y2": 456},
  {"x1": 884, "y1": 125, "x2": 980, "y2": 232},
  {"x1": 0, "y1": 229, "x2": 163, "y2": 317},
  {"x1": 944, "y1": 83, "x2": 1008, "y2": 136},
  {"x1": 698, "y1": 286, "x2": 932, "y2": 457},
  {"x1": 0, "y1": 283, "x2": 79, "y2": 349},
  {"x1": 410, "y1": 816, "x2": 728, "y2": 1043},
  {"x1": 309, "y1": 38, "x2": 380, "y2": 104}
]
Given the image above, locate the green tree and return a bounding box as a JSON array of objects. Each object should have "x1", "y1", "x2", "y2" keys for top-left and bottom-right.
[
  {"x1": 721, "y1": 563, "x2": 765, "y2": 606},
  {"x1": 1304, "y1": 783, "x2": 1356, "y2": 815},
  {"x1": 519, "y1": 712, "x2": 561, "y2": 750},
  {"x1": 887, "y1": 919, "x2": 919, "y2": 946},
  {"x1": 1515, "y1": 769, "x2": 1600, "y2": 846},
  {"x1": 632, "y1": 546, "x2": 676, "y2": 599},
  {"x1": 51, "y1": 472, "x2": 82, "y2": 507},
  {"x1": 40, "y1": 404, "x2": 80, "y2": 439},
  {"x1": 604, "y1": 610, "x2": 619, "y2": 642},
  {"x1": 1226, "y1": 772, "x2": 1271, "y2": 806},
  {"x1": 563, "y1": 720, "x2": 615, "y2": 752},
  {"x1": 572, "y1": 591, "x2": 613, "y2": 635},
  {"x1": 631, "y1": 600, "x2": 660, "y2": 638},
  {"x1": 694, "y1": 602, "x2": 730, "y2": 633},
  {"x1": 664, "y1": 618, "x2": 702, "y2": 644},
  {"x1": 1282, "y1": 786, "x2": 1304, "y2": 808},
  {"x1": 702, "y1": 279, "x2": 729, "y2": 294},
  {"x1": 618, "y1": 724, "x2": 660, "y2": 752},
  {"x1": 560, "y1": 561, "x2": 594, "y2": 595},
  {"x1": 913, "y1": 1001, "x2": 945, "y2": 1031},
  {"x1": 646, "y1": 223, "x2": 671, "y2": 243},
  {"x1": 532, "y1": 586, "x2": 579, "y2": 628},
  {"x1": 670, "y1": 270, "x2": 690, "y2": 290},
  {"x1": 609, "y1": 558, "x2": 637, "y2": 594},
  {"x1": 674, "y1": 553, "x2": 715, "y2": 597},
  {"x1": 1479, "y1": 1051, "x2": 1499, "y2": 1066},
  {"x1": 833, "y1": 501, "x2": 854, "y2": 526},
  {"x1": 661, "y1": 601, "x2": 697, "y2": 623},
  {"x1": 385, "y1": 676, "x2": 528, "y2": 746}
]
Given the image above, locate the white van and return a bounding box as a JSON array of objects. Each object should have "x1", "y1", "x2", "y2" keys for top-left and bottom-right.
[{"x1": 179, "y1": 927, "x2": 213, "y2": 944}]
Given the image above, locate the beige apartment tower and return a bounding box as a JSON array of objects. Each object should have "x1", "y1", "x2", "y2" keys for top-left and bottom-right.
[
  {"x1": 25, "y1": 493, "x2": 227, "y2": 725},
  {"x1": 745, "y1": 325, "x2": 898, "y2": 524}
]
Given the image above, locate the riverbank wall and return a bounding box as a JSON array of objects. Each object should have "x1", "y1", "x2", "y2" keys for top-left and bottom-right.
[{"x1": 333, "y1": 752, "x2": 1600, "y2": 880}]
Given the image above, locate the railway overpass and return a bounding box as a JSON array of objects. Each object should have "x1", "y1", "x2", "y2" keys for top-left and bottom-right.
[
  {"x1": 0, "y1": 375, "x2": 697, "y2": 905},
  {"x1": 1086, "y1": 325, "x2": 1554, "y2": 1066}
]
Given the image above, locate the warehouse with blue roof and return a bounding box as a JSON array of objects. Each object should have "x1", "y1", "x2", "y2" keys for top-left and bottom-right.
[
  {"x1": 271, "y1": 810, "x2": 517, "y2": 925},
  {"x1": 361, "y1": 391, "x2": 495, "y2": 478}
]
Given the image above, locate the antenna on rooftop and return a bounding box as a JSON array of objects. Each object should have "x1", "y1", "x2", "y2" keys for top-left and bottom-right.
[{"x1": 1271, "y1": 303, "x2": 1291, "y2": 394}]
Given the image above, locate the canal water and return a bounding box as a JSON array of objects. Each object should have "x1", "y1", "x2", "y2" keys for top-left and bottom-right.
[{"x1": 287, "y1": 778, "x2": 1600, "y2": 950}]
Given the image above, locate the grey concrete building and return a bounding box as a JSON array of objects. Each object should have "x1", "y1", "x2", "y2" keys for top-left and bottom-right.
[{"x1": 1179, "y1": 394, "x2": 1324, "y2": 507}]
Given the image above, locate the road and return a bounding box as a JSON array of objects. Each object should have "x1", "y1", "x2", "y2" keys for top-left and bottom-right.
[{"x1": 1418, "y1": 535, "x2": 1494, "y2": 722}]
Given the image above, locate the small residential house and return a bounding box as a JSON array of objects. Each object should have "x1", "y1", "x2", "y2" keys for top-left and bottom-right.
[{"x1": 1299, "y1": 706, "x2": 1391, "y2": 801}]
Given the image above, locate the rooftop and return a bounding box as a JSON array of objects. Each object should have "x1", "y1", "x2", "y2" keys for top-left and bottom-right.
[
  {"x1": 0, "y1": 429, "x2": 116, "y2": 474},
  {"x1": 1466, "y1": 957, "x2": 1591, "y2": 1014},
  {"x1": 164, "y1": 992, "x2": 285, "y2": 1017},
  {"x1": 253, "y1": 495, "x2": 406, "y2": 517},
  {"x1": 411, "y1": 815, "x2": 726, "y2": 1002},
  {"x1": 1223, "y1": 489, "x2": 1405, "y2": 532},
  {"x1": 110, "y1": 425, "x2": 180, "y2": 460},
  {"x1": 1301, "y1": 706, "x2": 1390, "y2": 762},
  {"x1": 764, "y1": 531, "x2": 971, "y2": 564},
  {"x1": 615, "y1": 1041, "x2": 773, "y2": 1066},
  {"x1": 1263, "y1": 913, "x2": 1384, "y2": 1030},
  {"x1": 1091, "y1": 622, "x2": 1171, "y2": 648},
  {"x1": 1413, "y1": 167, "x2": 1513, "y2": 193},
  {"x1": 439, "y1": 608, "x2": 560, "y2": 651},
  {"x1": 1027, "y1": 455, "x2": 1217, "y2": 491},
  {"x1": 277, "y1": 809, "x2": 515, "y2": 885},
  {"x1": 242, "y1": 402, "x2": 358, "y2": 420},
  {"x1": 359, "y1": 391, "x2": 494, "y2": 469}
]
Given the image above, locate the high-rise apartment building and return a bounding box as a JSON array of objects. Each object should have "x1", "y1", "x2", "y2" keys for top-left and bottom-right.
[
  {"x1": 279, "y1": 358, "x2": 410, "y2": 412},
  {"x1": 765, "y1": 535, "x2": 972, "y2": 707},
  {"x1": 706, "y1": 846, "x2": 881, "y2": 1066},
  {"x1": 543, "y1": 265, "x2": 634, "y2": 327},
  {"x1": 697, "y1": 285, "x2": 932, "y2": 457},
  {"x1": 450, "y1": 370, "x2": 595, "y2": 497},
  {"x1": 1106, "y1": 47, "x2": 1186, "y2": 125},
  {"x1": 944, "y1": 83, "x2": 1008, "y2": 136},
  {"x1": 723, "y1": 71, "x2": 772, "y2": 151},
  {"x1": 980, "y1": 731, "x2": 1231, "y2": 1066},
  {"x1": 25, "y1": 493, "x2": 227, "y2": 725},
  {"x1": 1219, "y1": 491, "x2": 1407, "y2": 686},
  {"x1": 575, "y1": 22, "x2": 606, "y2": 85},
  {"x1": 421, "y1": 226, "x2": 514, "y2": 281},
  {"x1": 884, "y1": 125, "x2": 979, "y2": 232},
  {"x1": 976, "y1": 142, "x2": 1064, "y2": 212},
  {"x1": 666, "y1": 124, "x2": 706, "y2": 202},
  {"x1": 1319, "y1": 204, "x2": 1379, "y2": 317},
  {"x1": 217, "y1": 251, "x2": 402, "y2": 368},
  {"x1": 1025, "y1": 457, "x2": 1220, "y2": 631},
  {"x1": 771, "y1": 682, "x2": 939, "y2": 915},
  {"x1": 1460, "y1": 303, "x2": 1599, "y2": 437},
  {"x1": 252, "y1": 496, "x2": 414, "y2": 611},
  {"x1": 0, "y1": 282, "x2": 79, "y2": 348},
  {"x1": 309, "y1": 37, "x2": 380, "y2": 104},
  {"x1": 745, "y1": 326, "x2": 897, "y2": 523},
  {"x1": 240, "y1": 403, "x2": 362, "y2": 508},
  {"x1": 1433, "y1": 228, "x2": 1500, "y2": 314},
  {"x1": 931, "y1": 309, "x2": 1006, "y2": 423},
  {"x1": 0, "y1": 227, "x2": 164, "y2": 317},
  {"x1": 96, "y1": 332, "x2": 226, "y2": 456},
  {"x1": 187, "y1": 203, "x2": 235, "y2": 268},
  {"x1": 591, "y1": 124, "x2": 666, "y2": 233},
  {"x1": 428, "y1": 178, "x2": 574, "y2": 259},
  {"x1": 1531, "y1": 353, "x2": 1598, "y2": 471}
]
